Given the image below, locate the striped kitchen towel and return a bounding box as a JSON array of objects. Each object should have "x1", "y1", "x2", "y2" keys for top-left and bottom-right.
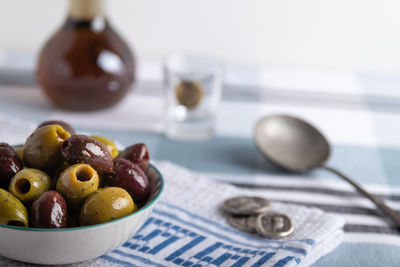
[
  {"x1": 97, "y1": 162, "x2": 344, "y2": 267},
  {"x1": 93, "y1": 162, "x2": 344, "y2": 267}
]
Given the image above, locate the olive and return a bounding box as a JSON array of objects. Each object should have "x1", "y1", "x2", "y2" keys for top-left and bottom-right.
[
  {"x1": 119, "y1": 143, "x2": 150, "y2": 172},
  {"x1": 56, "y1": 163, "x2": 99, "y2": 212},
  {"x1": 108, "y1": 158, "x2": 150, "y2": 206},
  {"x1": 37, "y1": 120, "x2": 75, "y2": 134},
  {"x1": 0, "y1": 143, "x2": 23, "y2": 188},
  {"x1": 90, "y1": 135, "x2": 119, "y2": 159},
  {"x1": 13, "y1": 145, "x2": 24, "y2": 162},
  {"x1": 80, "y1": 187, "x2": 137, "y2": 226},
  {"x1": 30, "y1": 190, "x2": 68, "y2": 228},
  {"x1": 9, "y1": 168, "x2": 52, "y2": 206},
  {"x1": 61, "y1": 135, "x2": 113, "y2": 174},
  {"x1": 0, "y1": 188, "x2": 28, "y2": 227},
  {"x1": 23, "y1": 125, "x2": 71, "y2": 172}
]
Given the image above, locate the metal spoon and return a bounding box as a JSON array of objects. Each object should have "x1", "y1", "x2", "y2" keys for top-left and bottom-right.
[{"x1": 254, "y1": 114, "x2": 400, "y2": 228}]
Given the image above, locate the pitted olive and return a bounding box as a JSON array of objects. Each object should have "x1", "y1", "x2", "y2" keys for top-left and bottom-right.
[
  {"x1": 56, "y1": 163, "x2": 99, "y2": 212},
  {"x1": 0, "y1": 188, "x2": 28, "y2": 227},
  {"x1": 23, "y1": 125, "x2": 71, "y2": 172},
  {"x1": 9, "y1": 168, "x2": 52, "y2": 206}
]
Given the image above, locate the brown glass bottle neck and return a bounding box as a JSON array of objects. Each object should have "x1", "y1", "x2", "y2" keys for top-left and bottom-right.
[{"x1": 68, "y1": 0, "x2": 105, "y2": 20}]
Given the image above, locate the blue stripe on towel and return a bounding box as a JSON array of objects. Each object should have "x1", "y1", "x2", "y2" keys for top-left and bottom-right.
[
  {"x1": 111, "y1": 249, "x2": 167, "y2": 267},
  {"x1": 158, "y1": 201, "x2": 315, "y2": 246},
  {"x1": 272, "y1": 256, "x2": 296, "y2": 267},
  {"x1": 194, "y1": 242, "x2": 223, "y2": 259},
  {"x1": 142, "y1": 229, "x2": 163, "y2": 241},
  {"x1": 251, "y1": 252, "x2": 276, "y2": 266},
  {"x1": 148, "y1": 236, "x2": 180, "y2": 254},
  {"x1": 212, "y1": 253, "x2": 232, "y2": 265},
  {"x1": 281, "y1": 246, "x2": 307, "y2": 256},
  {"x1": 165, "y1": 236, "x2": 206, "y2": 261},
  {"x1": 153, "y1": 208, "x2": 312, "y2": 255},
  {"x1": 101, "y1": 255, "x2": 138, "y2": 267},
  {"x1": 231, "y1": 256, "x2": 250, "y2": 267}
]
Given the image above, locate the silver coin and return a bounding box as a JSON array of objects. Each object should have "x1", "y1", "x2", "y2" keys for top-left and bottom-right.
[
  {"x1": 227, "y1": 215, "x2": 258, "y2": 233},
  {"x1": 255, "y1": 212, "x2": 294, "y2": 238},
  {"x1": 223, "y1": 196, "x2": 270, "y2": 215}
]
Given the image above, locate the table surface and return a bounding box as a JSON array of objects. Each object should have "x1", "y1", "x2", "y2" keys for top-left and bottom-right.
[{"x1": 0, "y1": 69, "x2": 400, "y2": 266}]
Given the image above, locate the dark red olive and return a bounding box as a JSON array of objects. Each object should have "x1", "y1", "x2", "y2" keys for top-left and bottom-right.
[
  {"x1": 108, "y1": 158, "x2": 150, "y2": 205},
  {"x1": 61, "y1": 135, "x2": 113, "y2": 174},
  {"x1": 30, "y1": 190, "x2": 68, "y2": 228},
  {"x1": 37, "y1": 120, "x2": 75, "y2": 134},
  {"x1": 0, "y1": 143, "x2": 23, "y2": 188},
  {"x1": 119, "y1": 143, "x2": 150, "y2": 172}
]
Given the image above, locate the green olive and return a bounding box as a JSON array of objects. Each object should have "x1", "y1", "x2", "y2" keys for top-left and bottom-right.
[
  {"x1": 80, "y1": 187, "x2": 137, "y2": 226},
  {"x1": 12, "y1": 145, "x2": 24, "y2": 161},
  {"x1": 90, "y1": 135, "x2": 119, "y2": 159},
  {"x1": 0, "y1": 188, "x2": 28, "y2": 227},
  {"x1": 9, "y1": 168, "x2": 52, "y2": 206},
  {"x1": 56, "y1": 164, "x2": 99, "y2": 212},
  {"x1": 23, "y1": 125, "x2": 71, "y2": 172}
]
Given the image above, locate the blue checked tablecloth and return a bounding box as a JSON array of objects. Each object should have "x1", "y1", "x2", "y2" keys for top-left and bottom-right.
[{"x1": 0, "y1": 69, "x2": 400, "y2": 266}]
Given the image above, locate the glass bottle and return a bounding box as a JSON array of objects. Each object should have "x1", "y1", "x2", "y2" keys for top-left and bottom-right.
[{"x1": 36, "y1": 0, "x2": 135, "y2": 111}]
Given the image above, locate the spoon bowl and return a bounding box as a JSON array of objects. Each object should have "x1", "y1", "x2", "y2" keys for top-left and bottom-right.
[{"x1": 254, "y1": 115, "x2": 330, "y2": 172}]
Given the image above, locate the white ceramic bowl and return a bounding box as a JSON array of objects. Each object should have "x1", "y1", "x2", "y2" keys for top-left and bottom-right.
[{"x1": 0, "y1": 163, "x2": 164, "y2": 265}]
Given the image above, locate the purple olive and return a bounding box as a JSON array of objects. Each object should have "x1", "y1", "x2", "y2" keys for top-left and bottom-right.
[
  {"x1": 118, "y1": 143, "x2": 150, "y2": 172},
  {"x1": 61, "y1": 135, "x2": 113, "y2": 174},
  {"x1": 108, "y1": 158, "x2": 150, "y2": 205},
  {"x1": 0, "y1": 143, "x2": 23, "y2": 188},
  {"x1": 30, "y1": 190, "x2": 68, "y2": 228},
  {"x1": 37, "y1": 120, "x2": 75, "y2": 134}
]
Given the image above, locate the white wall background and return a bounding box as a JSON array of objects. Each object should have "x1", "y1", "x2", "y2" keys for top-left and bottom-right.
[{"x1": 0, "y1": 0, "x2": 400, "y2": 75}]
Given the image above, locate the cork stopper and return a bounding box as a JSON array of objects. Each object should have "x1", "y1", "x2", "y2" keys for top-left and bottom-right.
[{"x1": 68, "y1": 0, "x2": 104, "y2": 20}]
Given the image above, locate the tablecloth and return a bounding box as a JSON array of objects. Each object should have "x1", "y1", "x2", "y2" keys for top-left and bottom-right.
[{"x1": 0, "y1": 68, "x2": 399, "y2": 266}]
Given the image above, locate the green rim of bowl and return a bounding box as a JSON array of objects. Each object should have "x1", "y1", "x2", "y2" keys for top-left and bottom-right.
[{"x1": 0, "y1": 163, "x2": 164, "y2": 232}]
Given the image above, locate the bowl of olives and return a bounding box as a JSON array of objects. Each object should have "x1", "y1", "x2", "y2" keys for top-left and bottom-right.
[{"x1": 0, "y1": 121, "x2": 164, "y2": 265}]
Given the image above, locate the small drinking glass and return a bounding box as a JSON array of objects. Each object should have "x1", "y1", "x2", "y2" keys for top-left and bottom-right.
[{"x1": 163, "y1": 54, "x2": 222, "y2": 140}]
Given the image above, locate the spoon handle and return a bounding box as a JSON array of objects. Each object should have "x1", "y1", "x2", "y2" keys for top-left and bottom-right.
[{"x1": 321, "y1": 165, "x2": 400, "y2": 228}]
